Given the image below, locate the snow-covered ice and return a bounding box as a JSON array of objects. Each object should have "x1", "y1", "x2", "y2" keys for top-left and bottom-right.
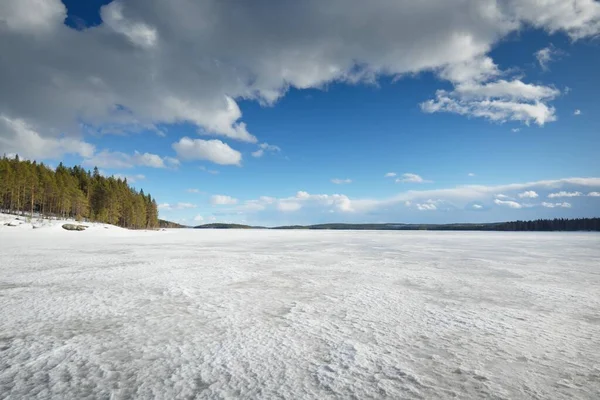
[{"x1": 1, "y1": 223, "x2": 599, "y2": 399}]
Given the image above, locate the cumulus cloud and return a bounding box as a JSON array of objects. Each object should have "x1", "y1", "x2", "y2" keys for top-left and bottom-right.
[
  {"x1": 211, "y1": 195, "x2": 238, "y2": 205},
  {"x1": 193, "y1": 215, "x2": 204, "y2": 222},
  {"x1": 422, "y1": 80, "x2": 559, "y2": 126},
  {"x1": 172, "y1": 137, "x2": 241, "y2": 166},
  {"x1": 83, "y1": 150, "x2": 177, "y2": 169},
  {"x1": 588, "y1": 192, "x2": 600, "y2": 197},
  {"x1": 0, "y1": 115, "x2": 94, "y2": 160},
  {"x1": 494, "y1": 199, "x2": 523, "y2": 209},
  {"x1": 518, "y1": 190, "x2": 538, "y2": 198},
  {"x1": 251, "y1": 143, "x2": 281, "y2": 158},
  {"x1": 574, "y1": 109, "x2": 582, "y2": 116},
  {"x1": 240, "y1": 190, "x2": 354, "y2": 214},
  {"x1": 511, "y1": 128, "x2": 520, "y2": 133},
  {"x1": 223, "y1": 177, "x2": 599, "y2": 224},
  {"x1": 396, "y1": 173, "x2": 430, "y2": 184},
  {"x1": 2, "y1": 0, "x2": 600, "y2": 157},
  {"x1": 158, "y1": 202, "x2": 197, "y2": 211},
  {"x1": 541, "y1": 202, "x2": 571, "y2": 208},
  {"x1": 416, "y1": 203, "x2": 437, "y2": 211},
  {"x1": 100, "y1": 2, "x2": 158, "y2": 49},
  {"x1": 385, "y1": 172, "x2": 397, "y2": 178},
  {"x1": 548, "y1": 191, "x2": 583, "y2": 198},
  {"x1": 331, "y1": 178, "x2": 352, "y2": 184}
]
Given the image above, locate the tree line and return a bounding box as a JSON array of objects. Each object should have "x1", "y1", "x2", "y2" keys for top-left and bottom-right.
[
  {"x1": 0, "y1": 155, "x2": 159, "y2": 229},
  {"x1": 272, "y1": 219, "x2": 600, "y2": 231}
]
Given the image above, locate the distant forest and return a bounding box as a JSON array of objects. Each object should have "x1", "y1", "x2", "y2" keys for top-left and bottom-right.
[
  {"x1": 0, "y1": 156, "x2": 159, "y2": 229},
  {"x1": 196, "y1": 219, "x2": 600, "y2": 232},
  {"x1": 277, "y1": 220, "x2": 600, "y2": 231}
]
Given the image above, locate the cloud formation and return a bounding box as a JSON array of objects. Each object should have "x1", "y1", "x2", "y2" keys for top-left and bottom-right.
[
  {"x1": 251, "y1": 143, "x2": 281, "y2": 158},
  {"x1": 158, "y1": 202, "x2": 197, "y2": 211},
  {"x1": 541, "y1": 202, "x2": 571, "y2": 208},
  {"x1": 172, "y1": 137, "x2": 241, "y2": 166},
  {"x1": 211, "y1": 195, "x2": 238, "y2": 205},
  {"x1": 83, "y1": 150, "x2": 178, "y2": 169},
  {"x1": 548, "y1": 191, "x2": 583, "y2": 198},
  {"x1": 518, "y1": 190, "x2": 538, "y2": 198},
  {"x1": 227, "y1": 177, "x2": 600, "y2": 224},
  {"x1": 396, "y1": 173, "x2": 430, "y2": 184},
  {"x1": 2, "y1": 0, "x2": 600, "y2": 159}
]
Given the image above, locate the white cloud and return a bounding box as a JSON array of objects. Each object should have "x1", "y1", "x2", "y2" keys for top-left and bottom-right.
[
  {"x1": 172, "y1": 137, "x2": 242, "y2": 166},
  {"x1": 186, "y1": 188, "x2": 201, "y2": 193},
  {"x1": 193, "y1": 215, "x2": 204, "y2": 222},
  {"x1": 535, "y1": 45, "x2": 563, "y2": 70},
  {"x1": 157, "y1": 202, "x2": 197, "y2": 211},
  {"x1": 82, "y1": 149, "x2": 178, "y2": 169},
  {"x1": 0, "y1": 0, "x2": 66, "y2": 34},
  {"x1": 468, "y1": 172, "x2": 476, "y2": 177},
  {"x1": 494, "y1": 199, "x2": 523, "y2": 209},
  {"x1": 101, "y1": 2, "x2": 158, "y2": 49},
  {"x1": 541, "y1": 202, "x2": 571, "y2": 208},
  {"x1": 416, "y1": 203, "x2": 437, "y2": 211},
  {"x1": 511, "y1": 128, "x2": 521, "y2": 133},
  {"x1": 251, "y1": 143, "x2": 281, "y2": 158},
  {"x1": 422, "y1": 81, "x2": 559, "y2": 126},
  {"x1": 331, "y1": 178, "x2": 352, "y2": 184},
  {"x1": 211, "y1": 195, "x2": 238, "y2": 205},
  {"x1": 277, "y1": 202, "x2": 302, "y2": 212},
  {"x1": 2, "y1": 0, "x2": 600, "y2": 153},
  {"x1": 548, "y1": 191, "x2": 583, "y2": 198},
  {"x1": 518, "y1": 190, "x2": 538, "y2": 198},
  {"x1": 225, "y1": 177, "x2": 599, "y2": 223},
  {"x1": 385, "y1": 172, "x2": 397, "y2": 178},
  {"x1": 574, "y1": 109, "x2": 582, "y2": 116},
  {"x1": 396, "y1": 173, "x2": 430, "y2": 184},
  {"x1": 588, "y1": 192, "x2": 600, "y2": 197},
  {"x1": 0, "y1": 115, "x2": 94, "y2": 160},
  {"x1": 176, "y1": 203, "x2": 197, "y2": 209},
  {"x1": 251, "y1": 149, "x2": 264, "y2": 158}
]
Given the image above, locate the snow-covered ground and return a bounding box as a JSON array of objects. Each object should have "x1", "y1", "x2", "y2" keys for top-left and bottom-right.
[{"x1": 1, "y1": 224, "x2": 599, "y2": 399}]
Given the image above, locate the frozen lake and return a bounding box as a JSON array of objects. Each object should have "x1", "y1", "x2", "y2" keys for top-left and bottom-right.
[{"x1": 1, "y1": 228, "x2": 599, "y2": 399}]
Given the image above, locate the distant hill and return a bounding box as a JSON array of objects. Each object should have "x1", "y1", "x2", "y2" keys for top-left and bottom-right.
[
  {"x1": 196, "y1": 218, "x2": 600, "y2": 231},
  {"x1": 194, "y1": 223, "x2": 260, "y2": 229},
  {"x1": 158, "y1": 219, "x2": 188, "y2": 228}
]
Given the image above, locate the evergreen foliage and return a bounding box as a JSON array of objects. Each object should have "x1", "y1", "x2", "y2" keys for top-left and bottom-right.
[{"x1": 0, "y1": 155, "x2": 159, "y2": 229}]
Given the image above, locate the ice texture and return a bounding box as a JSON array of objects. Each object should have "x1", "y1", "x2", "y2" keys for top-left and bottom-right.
[{"x1": 1, "y1": 226, "x2": 599, "y2": 399}]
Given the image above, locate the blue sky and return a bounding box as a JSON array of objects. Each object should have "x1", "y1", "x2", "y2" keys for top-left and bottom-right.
[{"x1": 1, "y1": 0, "x2": 599, "y2": 226}]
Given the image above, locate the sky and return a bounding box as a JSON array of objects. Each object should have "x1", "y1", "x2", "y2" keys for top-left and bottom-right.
[{"x1": 0, "y1": 0, "x2": 599, "y2": 226}]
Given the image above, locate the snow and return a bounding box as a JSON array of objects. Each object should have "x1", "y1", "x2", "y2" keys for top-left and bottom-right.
[
  {"x1": 1, "y1": 224, "x2": 599, "y2": 399},
  {"x1": 0, "y1": 213, "x2": 128, "y2": 232}
]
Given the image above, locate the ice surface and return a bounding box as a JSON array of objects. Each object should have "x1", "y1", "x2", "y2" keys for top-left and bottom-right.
[{"x1": 1, "y1": 224, "x2": 599, "y2": 399}]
